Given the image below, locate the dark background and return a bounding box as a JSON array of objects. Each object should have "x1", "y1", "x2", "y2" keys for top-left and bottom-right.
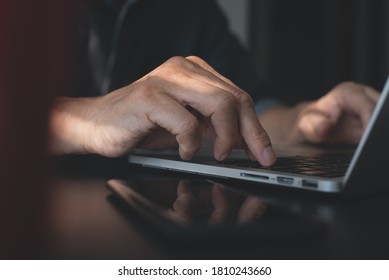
[{"x1": 249, "y1": 0, "x2": 389, "y2": 105}]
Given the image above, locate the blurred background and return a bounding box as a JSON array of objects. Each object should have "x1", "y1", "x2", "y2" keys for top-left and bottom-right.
[{"x1": 218, "y1": 0, "x2": 389, "y2": 105}]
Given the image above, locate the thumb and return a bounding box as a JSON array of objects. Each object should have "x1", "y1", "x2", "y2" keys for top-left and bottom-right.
[{"x1": 298, "y1": 109, "x2": 335, "y2": 143}]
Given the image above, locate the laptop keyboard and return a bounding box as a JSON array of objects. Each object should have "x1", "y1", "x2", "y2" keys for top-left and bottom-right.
[{"x1": 216, "y1": 154, "x2": 352, "y2": 178}]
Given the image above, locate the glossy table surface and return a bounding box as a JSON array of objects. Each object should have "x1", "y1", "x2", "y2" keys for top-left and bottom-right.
[{"x1": 42, "y1": 155, "x2": 389, "y2": 259}]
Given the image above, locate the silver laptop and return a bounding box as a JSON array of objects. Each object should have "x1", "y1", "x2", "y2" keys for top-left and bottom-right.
[{"x1": 128, "y1": 76, "x2": 389, "y2": 195}]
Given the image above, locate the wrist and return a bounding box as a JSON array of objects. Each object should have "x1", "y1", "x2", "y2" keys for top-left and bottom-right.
[{"x1": 258, "y1": 102, "x2": 310, "y2": 146}]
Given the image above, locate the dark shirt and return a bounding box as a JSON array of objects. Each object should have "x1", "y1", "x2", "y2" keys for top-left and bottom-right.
[{"x1": 73, "y1": 0, "x2": 272, "y2": 104}]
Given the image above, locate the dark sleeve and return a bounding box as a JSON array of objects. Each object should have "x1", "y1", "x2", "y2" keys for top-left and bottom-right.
[
  {"x1": 74, "y1": 0, "x2": 275, "y2": 103},
  {"x1": 190, "y1": 0, "x2": 275, "y2": 103},
  {"x1": 115, "y1": 0, "x2": 275, "y2": 103}
]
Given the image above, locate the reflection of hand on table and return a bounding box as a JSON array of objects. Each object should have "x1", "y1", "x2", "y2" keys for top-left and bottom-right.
[{"x1": 166, "y1": 180, "x2": 267, "y2": 225}]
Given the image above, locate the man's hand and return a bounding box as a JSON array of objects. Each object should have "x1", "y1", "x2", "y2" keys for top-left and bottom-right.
[
  {"x1": 49, "y1": 56, "x2": 276, "y2": 166},
  {"x1": 297, "y1": 82, "x2": 379, "y2": 144},
  {"x1": 259, "y1": 82, "x2": 380, "y2": 146}
]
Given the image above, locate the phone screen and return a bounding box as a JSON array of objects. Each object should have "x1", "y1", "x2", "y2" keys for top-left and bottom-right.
[{"x1": 107, "y1": 174, "x2": 324, "y2": 241}]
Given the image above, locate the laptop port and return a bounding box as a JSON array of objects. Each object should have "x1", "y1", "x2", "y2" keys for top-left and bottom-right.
[
  {"x1": 277, "y1": 176, "x2": 294, "y2": 185},
  {"x1": 302, "y1": 179, "x2": 318, "y2": 188},
  {"x1": 240, "y1": 173, "x2": 269, "y2": 180}
]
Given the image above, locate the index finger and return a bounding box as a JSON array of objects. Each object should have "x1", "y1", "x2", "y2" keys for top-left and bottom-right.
[{"x1": 185, "y1": 56, "x2": 276, "y2": 166}]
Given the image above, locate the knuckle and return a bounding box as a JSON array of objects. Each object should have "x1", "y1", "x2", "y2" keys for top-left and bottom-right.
[
  {"x1": 214, "y1": 93, "x2": 236, "y2": 110},
  {"x1": 237, "y1": 90, "x2": 254, "y2": 107},
  {"x1": 165, "y1": 56, "x2": 186, "y2": 67},
  {"x1": 341, "y1": 81, "x2": 357, "y2": 88},
  {"x1": 185, "y1": 55, "x2": 205, "y2": 64},
  {"x1": 334, "y1": 81, "x2": 362, "y2": 96},
  {"x1": 158, "y1": 56, "x2": 196, "y2": 76},
  {"x1": 336, "y1": 81, "x2": 357, "y2": 90}
]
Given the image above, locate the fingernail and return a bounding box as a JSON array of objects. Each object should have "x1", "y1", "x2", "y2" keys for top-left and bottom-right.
[
  {"x1": 215, "y1": 151, "x2": 229, "y2": 162},
  {"x1": 179, "y1": 148, "x2": 193, "y2": 161},
  {"x1": 262, "y1": 146, "x2": 276, "y2": 166}
]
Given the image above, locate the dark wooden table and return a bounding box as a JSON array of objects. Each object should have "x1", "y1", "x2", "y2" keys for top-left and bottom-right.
[{"x1": 33, "y1": 155, "x2": 389, "y2": 259}]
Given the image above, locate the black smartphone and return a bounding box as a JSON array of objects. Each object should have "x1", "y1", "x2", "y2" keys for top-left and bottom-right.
[{"x1": 107, "y1": 174, "x2": 324, "y2": 242}]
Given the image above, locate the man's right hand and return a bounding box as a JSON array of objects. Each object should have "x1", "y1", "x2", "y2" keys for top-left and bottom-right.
[{"x1": 49, "y1": 56, "x2": 276, "y2": 166}]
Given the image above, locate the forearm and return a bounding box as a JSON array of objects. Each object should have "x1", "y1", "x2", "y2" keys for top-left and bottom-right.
[{"x1": 48, "y1": 96, "x2": 93, "y2": 155}]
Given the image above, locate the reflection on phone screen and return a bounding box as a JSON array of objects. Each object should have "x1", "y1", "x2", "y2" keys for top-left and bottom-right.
[{"x1": 107, "y1": 176, "x2": 324, "y2": 241}]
